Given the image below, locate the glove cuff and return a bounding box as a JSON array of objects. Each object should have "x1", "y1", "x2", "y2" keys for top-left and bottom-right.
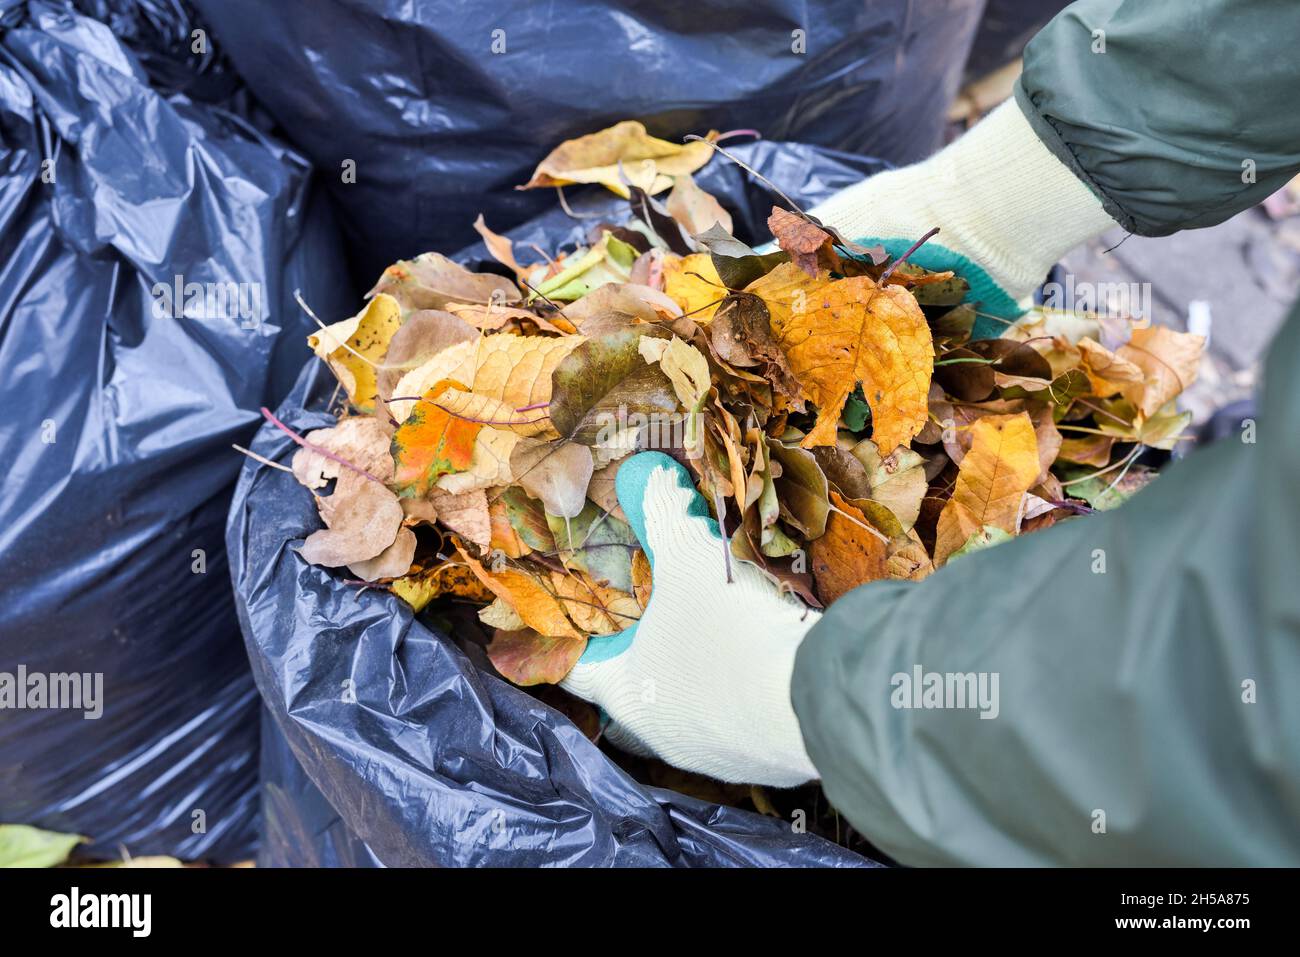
[{"x1": 809, "y1": 98, "x2": 1118, "y2": 303}]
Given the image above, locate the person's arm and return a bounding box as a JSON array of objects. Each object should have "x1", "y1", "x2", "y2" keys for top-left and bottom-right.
[
  {"x1": 793, "y1": 299, "x2": 1300, "y2": 863},
  {"x1": 1015, "y1": 0, "x2": 1300, "y2": 237},
  {"x1": 807, "y1": 0, "x2": 1300, "y2": 339}
]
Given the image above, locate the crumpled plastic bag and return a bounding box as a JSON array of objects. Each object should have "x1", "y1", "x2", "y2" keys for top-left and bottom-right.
[{"x1": 0, "y1": 0, "x2": 352, "y2": 860}]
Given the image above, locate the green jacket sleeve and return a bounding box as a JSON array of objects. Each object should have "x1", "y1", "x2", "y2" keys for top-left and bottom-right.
[
  {"x1": 1014, "y1": 0, "x2": 1300, "y2": 236},
  {"x1": 792, "y1": 299, "x2": 1300, "y2": 866}
]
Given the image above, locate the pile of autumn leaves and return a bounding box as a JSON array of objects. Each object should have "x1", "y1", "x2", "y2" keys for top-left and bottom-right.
[{"x1": 283, "y1": 120, "x2": 1204, "y2": 686}]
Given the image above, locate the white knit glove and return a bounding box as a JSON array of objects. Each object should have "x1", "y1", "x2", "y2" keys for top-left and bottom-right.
[
  {"x1": 561, "y1": 452, "x2": 820, "y2": 787},
  {"x1": 808, "y1": 98, "x2": 1117, "y2": 328}
]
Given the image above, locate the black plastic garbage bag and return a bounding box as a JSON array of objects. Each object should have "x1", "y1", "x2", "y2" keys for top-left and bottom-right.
[
  {"x1": 192, "y1": 0, "x2": 985, "y2": 282},
  {"x1": 0, "y1": 0, "x2": 352, "y2": 860},
  {"x1": 231, "y1": 141, "x2": 889, "y2": 866}
]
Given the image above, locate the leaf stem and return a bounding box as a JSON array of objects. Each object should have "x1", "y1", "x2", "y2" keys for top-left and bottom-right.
[
  {"x1": 258, "y1": 406, "x2": 385, "y2": 484},
  {"x1": 878, "y1": 227, "x2": 941, "y2": 285}
]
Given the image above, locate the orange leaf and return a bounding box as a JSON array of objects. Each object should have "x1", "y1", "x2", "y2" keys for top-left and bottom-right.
[
  {"x1": 747, "y1": 264, "x2": 932, "y2": 450},
  {"x1": 390, "y1": 379, "x2": 481, "y2": 496},
  {"x1": 1117, "y1": 326, "x2": 1205, "y2": 417},
  {"x1": 459, "y1": 548, "x2": 584, "y2": 640},
  {"x1": 487, "y1": 628, "x2": 587, "y2": 686},
  {"x1": 809, "y1": 490, "x2": 889, "y2": 604},
  {"x1": 934, "y1": 412, "x2": 1040, "y2": 564}
]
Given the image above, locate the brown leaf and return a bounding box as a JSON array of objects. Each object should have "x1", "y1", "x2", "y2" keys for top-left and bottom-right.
[
  {"x1": 511, "y1": 439, "x2": 595, "y2": 519},
  {"x1": 369, "y1": 252, "x2": 518, "y2": 311},
  {"x1": 487, "y1": 628, "x2": 587, "y2": 686},
  {"x1": 1117, "y1": 325, "x2": 1205, "y2": 417},
  {"x1": 348, "y1": 526, "x2": 417, "y2": 582},
  {"x1": 810, "y1": 490, "x2": 889, "y2": 604},
  {"x1": 292, "y1": 416, "x2": 394, "y2": 489},
  {"x1": 666, "y1": 173, "x2": 733, "y2": 235},
  {"x1": 767, "y1": 207, "x2": 833, "y2": 277},
  {"x1": 518, "y1": 121, "x2": 716, "y2": 198},
  {"x1": 430, "y1": 487, "x2": 491, "y2": 549},
  {"x1": 300, "y1": 470, "x2": 403, "y2": 568},
  {"x1": 708, "y1": 293, "x2": 802, "y2": 402},
  {"x1": 377, "y1": 309, "x2": 478, "y2": 401},
  {"x1": 473, "y1": 214, "x2": 527, "y2": 279}
]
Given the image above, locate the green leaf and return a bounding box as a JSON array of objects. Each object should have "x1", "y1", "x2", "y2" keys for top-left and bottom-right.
[
  {"x1": 546, "y1": 501, "x2": 639, "y2": 591},
  {"x1": 0, "y1": 824, "x2": 85, "y2": 868},
  {"x1": 842, "y1": 389, "x2": 871, "y2": 432},
  {"x1": 549, "y1": 328, "x2": 678, "y2": 445},
  {"x1": 948, "y1": 524, "x2": 1014, "y2": 560},
  {"x1": 694, "y1": 223, "x2": 790, "y2": 289},
  {"x1": 767, "y1": 439, "x2": 830, "y2": 539}
]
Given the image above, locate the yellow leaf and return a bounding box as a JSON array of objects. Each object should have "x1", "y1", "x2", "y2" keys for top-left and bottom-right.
[
  {"x1": 307, "y1": 293, "x2": 402, "y2": 410},
  {"x1": 391, "y1": 333, "x2": 585, "y2": 432},
  {"x1": 520, "y1": 121, "x2": 716, "y2": 198},
  {"x1": 748, "y1": 264, "x2": 933, "y2": 450},
  {"x1": 1077, "y1": 336, "x2": 1143, "y2": 397},
  {"x1": 550, "y1": 571, "x2": 641, "y2": 635},
  {"x1": 639, "y1": 335, "x2": 710, "y2": 409},
  {"x1": 1117, "y1": 326, "x2": 1205, "y2": 417},
  {"x1": 459, "y1": 547, "x2": 584, "y2": 640},
  {"x1": 663, "y1": 253, "x2": 725, "y2": 321},
  {"x1": 391, "y1": 560, "x2": 494, "y2": 612},
  {"x1": 934, "y1": 412, "x2": 1040, "y2": 564}
]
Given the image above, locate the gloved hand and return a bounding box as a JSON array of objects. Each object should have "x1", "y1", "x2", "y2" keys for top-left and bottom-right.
[
  {"x1": 808, "y1": 99, "x2": 1118, "y2": 335},
  {"x1": 561, "y1": 452, "x2": 820, "y2": 787}
]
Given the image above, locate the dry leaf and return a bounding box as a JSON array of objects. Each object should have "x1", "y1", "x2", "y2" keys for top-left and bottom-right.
[
  {"x1": 487, "y1": 628, "x2": 587, "y2": 686},
  {"x1": 1077, "y1": 336, "x2": 1143, "y2": 397},
  {"x1": 308, "y1": 294, "x2": 403, "y2": 410},
  {"x1": 748, "y1": 264, "x2": 933, "y2": 450},
  {"x1": 292, "y1": 417, "x2": 394, "y2": 489},
  {"x1": 460, "y1": 548, "x2": 584, "y2": 640},
  {"x1": 512, "y1": 439, "x2": 595, "y2": 519},
  {"x1": 390, "y1": 380, "x2": 482, "y2": 496},
  {"x1": 392, "y1": 333, "x2": 584, "y2": 432},
  {"x1": 473, "y1": 214, "x2": 527, "y2": 279},
  {"x1": 391, "y1": 560, "x2": 493, "y2": 612},
  {"x1": 934, "y1": 412, "x2": 1040, "y2": 563},
  {"x1": 550, "y1": 571, "x2": 641, "y2": 635},
  {"x1": 348, "y1": 526, "x2": 417, "y2": 581},
  {"x1": 666, "y1": 173, "x2": 733, "y2": 235},
  {"x1": 810, "y1": 491, "x2": 889, "y2": 604},
  {"x1": 436, "y1": 426, "x2": 520, "y2": 494},
  {"x1": 767, "y1": 207, "x2": 833, "y2": 277},
  {"x1": 369, "y1": 252, "x2": 519, "y2": 310},
  {"x1": 429, "y1": 487, "x2": 491, "y2": 549},
  {"x1": 663, "y1": 253, "x2": 725, "y2": 320},
  {"x1": 519, "y1": 121, "x2": 716, "y2": 198},
  {"x1": 1117, "y1": 326, "x2": 1205, "y2": 417},
  {"x1": 479, "y1": 596, "x2": 527, "y2": 631},
  {"x1": 300, "y1": 470, "x2": 403, "y2": 568}
]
